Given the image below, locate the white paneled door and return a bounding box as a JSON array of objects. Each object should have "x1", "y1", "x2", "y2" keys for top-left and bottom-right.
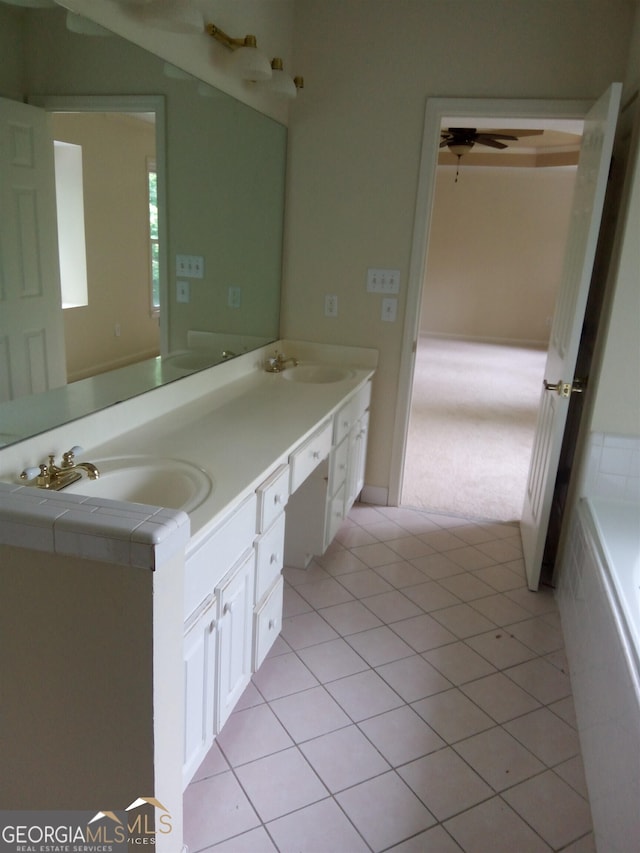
[
  {"x1": 0, "y1": 97, "x2": 66, "y2": 403},
  {"x1": 520, "y1": 84, "x2": 622, "y2": 590}
]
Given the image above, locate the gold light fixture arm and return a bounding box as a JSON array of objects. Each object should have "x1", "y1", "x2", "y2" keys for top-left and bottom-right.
[{"x1": 205, "y1": 23, "x2": 258, "y2": 52}]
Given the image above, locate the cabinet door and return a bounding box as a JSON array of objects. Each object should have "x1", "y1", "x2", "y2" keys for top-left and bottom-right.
[
  {"x1": 346, "y1": 413, "x2": 369, "y2": 512},
  {"x1": 216, "y1": 550, "x2": 255, "y2": 731},
  {"x1": 183, "y1": 596, "x2": 217, "y2": 789}
]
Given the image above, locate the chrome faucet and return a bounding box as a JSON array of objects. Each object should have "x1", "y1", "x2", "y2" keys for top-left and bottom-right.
[
  {"x1": 265, "y1": 351, "x2": 299, "y2": 373},
  {"x1": 20, "y1": 446, "x2": 100, "y2": 491}
]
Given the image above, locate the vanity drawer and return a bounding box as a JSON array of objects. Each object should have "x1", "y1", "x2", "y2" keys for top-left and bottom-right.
[
  {"x1": 333, "y1": 381, "x2": 372, "y2": 444},
  {"x1": 255, "y1": 512, "x2": 286, "y2": 604},
  {"x1": 289, "y1": 419, "x2": 332, "y2": 493},
  {"x1": 253, "y1": 575, "x2": 284, "y2": 670},
  {"x1": 256, "y1": 464, "x2": 289, "y2": 533},
  {"x1": 329, "y1": 435, "x2": 349, "y2": 495},
  {"x1": 184, "y1": 493, "x2": 257, "y2": 619}
]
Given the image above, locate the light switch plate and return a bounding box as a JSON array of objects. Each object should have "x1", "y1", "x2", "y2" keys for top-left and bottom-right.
[
  {"x1": 176, "y1": 254, "x2": 204, "y2": 279},
  {"x1": 367, "y1": 268, "x2": 400, "y2": 294},
  {"x1": 176, "y1": 280, "x2": 190, "y2": 303}
]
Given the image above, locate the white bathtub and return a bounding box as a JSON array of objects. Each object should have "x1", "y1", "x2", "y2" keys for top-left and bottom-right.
[
  {"x1": 559, "y1": 498, "x2": 640, "y2": 852},
  {"x1": 586, "y1": 498, "x2": 640, "y2": 688}
]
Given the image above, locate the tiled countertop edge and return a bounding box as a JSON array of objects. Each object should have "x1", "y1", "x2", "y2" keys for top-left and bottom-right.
[{"x1": 0, "y1": 482, "x2": 190, "y2": 570}]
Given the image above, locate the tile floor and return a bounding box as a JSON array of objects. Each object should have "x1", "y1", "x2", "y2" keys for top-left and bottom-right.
[{"x1": 184, "y1": 504, "x2": 594, "y2": 853}]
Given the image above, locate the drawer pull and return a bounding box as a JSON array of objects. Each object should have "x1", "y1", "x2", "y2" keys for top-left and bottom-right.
[
  {"x1": 223, "y1": 601, "x2": 234, "y2": 615},
  {"x1": 312, "y1": 450, "x2": 321, "y2": 460},
  {"x1": 273, "y1": 494, "x2": 282, "y2": 505},
  {"x1": 208, "y1": 619, "x2": 216, "y2": 633},
  {"x1": 268, "y1": 618, "x2": 278, "y2": 631},
  {"x1": 270, "y1": 552, "x2": 280, "y2": 565}
]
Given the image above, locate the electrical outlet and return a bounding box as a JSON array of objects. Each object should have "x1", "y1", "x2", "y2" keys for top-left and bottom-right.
[
  {"x1": 324, "y1": 294, "x2": 338, "y2": 317},
  {"x1": 176, "y1": 280, "x2": 190, "y2": 303},
  {"x1": 228, "y1": 286, "x2": 242, "y2": 309},
  {"x1": 367, "y1": 268, "x2": 400, "y2": 294},
  {"x1": 381, "y1": 297, "x2": 397, "y2": 322}
]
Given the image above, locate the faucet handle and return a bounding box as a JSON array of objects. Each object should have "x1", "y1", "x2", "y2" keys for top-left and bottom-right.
[
  {"x1": 20, "y1": 466, "x2": 40, "y2": 481},
  {"x1": 62, "y1": 445, "x2": 84, "y2": 466}
]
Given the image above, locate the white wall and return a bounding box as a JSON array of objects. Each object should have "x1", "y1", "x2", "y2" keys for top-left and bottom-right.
[
  {"x1": 282, "y1": 0, "x2": 636, "y2": 493},
  {"x1": 421, "y1": 165, "x2": 575, "y2": 344}
]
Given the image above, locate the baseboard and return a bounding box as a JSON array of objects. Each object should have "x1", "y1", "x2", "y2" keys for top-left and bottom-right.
[
  {"x1": 420, "y1": 332, "x2": 548, "y2": 349},
  {"x1": 360, "y1": 484, "x2": 389, "y2": 506}
]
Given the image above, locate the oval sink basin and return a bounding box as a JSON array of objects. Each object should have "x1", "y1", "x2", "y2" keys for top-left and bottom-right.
[
  {"x1": 282, "y1": 364, "x2": 354, "y2": 384},
  {"x1": 63, "y1": 456, "x2": 213, "y2": 512}
]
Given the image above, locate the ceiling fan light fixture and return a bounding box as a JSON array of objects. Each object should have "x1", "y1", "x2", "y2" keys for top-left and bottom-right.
[{"x1": 448, "y1": 141, "x2": 474, "y2": 157}]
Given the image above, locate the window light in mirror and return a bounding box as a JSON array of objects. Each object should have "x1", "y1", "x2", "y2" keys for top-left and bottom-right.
[{"x1": 54, "y1": 140, "x2": 88, "y2": 309}]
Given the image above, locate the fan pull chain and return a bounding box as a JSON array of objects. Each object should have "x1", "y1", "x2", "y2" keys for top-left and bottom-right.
[{"x1": 455, "y1": 155, "x2": 461, "y2": 183}]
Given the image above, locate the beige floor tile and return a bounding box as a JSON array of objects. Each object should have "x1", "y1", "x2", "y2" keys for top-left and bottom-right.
[
  {"x1": 554, "y1": 754, "x2": 590, "y2": 800},
  {"x1": 423, "y1": 641, "x2": 497, "y2": 685},
  {"x1": 296, "y1": 636, "x2": 369, "y2": 683},
  {"x1": 359, "y1": 705, "x2": 445, "y2": 767},
  {"x1": 443, "y1": 796, "x2": 551, "y2": 853},
  {"x1": 438, "y1": 572, "x2": 497, "y2": 602},
  {"x1": 504, "y1": 656, "x2": 572, "y2": 704},
  {"x1": 216, "y1": 703, "x2": 293, "y2": 767},
  {"x1": 465, "y1": 628, "x2": 537, "y2": 670},
  {"x1": 469, "y1": 593, "x2": 533, "y2": 626},
  {"x1": 318, "y1": 598, "x2": 384, "y2": 634},
  {"x1": 300, "y1": 724, "x2": 390, "y2": 792},
  {"x1": 505, "y1": 585, "x2": 558, "y2": 616},
  {"x1": 316, "y1": 548, "x2": 370, "y2": 575},
  {"x1": 375, "y1": 559, "x2": 433, "y2": 588},
  {"x1": 351, "y1": 541, "x2": 401, "y2": 568},
  {"x1": 461, "y1": 672, "x2": 541, "y2": 723},
  {"x1": 234, "y1": 747, "x2": 328, "y2": 823},
  {"x1": 389, "y1": 612, "x2": 458, "y2": 652},
  {"x1": 279, "y1": 610, "x2": 339, "y2": 650},
  {"x1": 400, "y1": 579, "x2": 462, "y2": 612},
  {"x1": 361, "y1": 589, "x2": 424, "y2": 623},
  {"x1": 183, "y1": 770, "x2": 260, "y2": 850},
  {"x1": 410, "y1": 551, "x2": 465, "y2": 579},
  {"x1": 472, "y1": 563, "x2": 525, "y2": 592},
  {"x1": 336, "y1": 771, "x2": 436, "y2": 851},
  {"x1": 504, "y1": 706, "x2": 581, "y2": 767},
  {"x1": 398, "y1": 748, "x2": 492, "y2": 821},
  {"x1": 376, "y1": 654, "x2": 452, "y2": 703},
  {"x1": 361, "y1": 519, "x2": 412, "y2": 541},
  {"x1": 417, "y1": 529, "x2": 468, "y2": 552},
  {"x1": 346, "y1": 625, "x2": 415, "y2": 666},
  {"x1": 335, "y1": 525, "x2": 378, "y2": 547},
  {"x1": 502, "y1": 770, "x2": 593, "y2": 850},
  {"x1": 431, "y1": 603, "x2": 497, "y2": 639},
  {"x1": 251, "y1": 651, "x2": 319, "y2": 701},
  {"x1": 387, "y1": 534, "x2": 436, "y2": 560},
  {"x1": 444, "y1": 546, "x2": 497, "y2": 572},
  {"x1": 294, "y1": 576, "x2": 354, "y2": 609},
  {"x1": 191, "y1": 741, "x2": 229, "y2": 783},
  {"x1": 282, "y1": 584, "x2": 313, "y2": 617},
  {"x1": 386, "y1": 824, "x2": 464, "y2": 852},
  {"x1": 209, "y1": 826, "x2": 277, "y2": 851},
  {"x1": 325, "y1": 668, "x2": 404, "y2": 721},
  {"x1": 453, "y1": 726, "x2": 545, "y2": 791},
  {"x1": 335, "y1": 568, "x2": 394, "y2": 599},
  {"x1": 266, "y1": 798, "x2": 369, "y2": 853},
  {"x1": 269, "y1": 685, "x2": 351, "y2": 743},
  {"x1": 476, "y1": 538, "x2": 524, "y2": 563},
  {"x1": 411, "y1": 688, "x2": 494, "y2": 743}
]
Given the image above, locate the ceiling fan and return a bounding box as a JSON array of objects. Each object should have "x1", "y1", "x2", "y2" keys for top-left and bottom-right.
[
  {"x1": 440, "y1": 127, "x2": 544, "y2": 181},
  {"x1": 440, "y1": 127, "x2": 544, "y2": 156}
]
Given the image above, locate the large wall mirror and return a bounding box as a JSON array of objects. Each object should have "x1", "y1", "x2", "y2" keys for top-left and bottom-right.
[{"x1": 0, "y1": 5, "x2": 286, "y2": 447}]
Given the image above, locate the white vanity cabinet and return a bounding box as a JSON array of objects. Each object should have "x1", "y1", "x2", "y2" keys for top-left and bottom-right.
[
  {"x1": 284, "y1": 381, "x2": 372, "y2": 568},
  {"x1": 182, "y1": 595, "x2": 217, "y2": 788},
  {"x1": 215, "y1": 549, "x2": 255, "y2": 730},
  {"x1": 182, "y1": 494, "x2": 257, "y2": 787},
  {"x1": 253, "y1": 464, "x2": 289, "y2": 670}
]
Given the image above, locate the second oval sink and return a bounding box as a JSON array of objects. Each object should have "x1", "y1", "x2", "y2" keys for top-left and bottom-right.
[
  {"x1": 282, "y1": 364, "x2": 354, "y2": 384},
  {"x1": 63, "y1": 456, "x2": 213, "y2": 512}
]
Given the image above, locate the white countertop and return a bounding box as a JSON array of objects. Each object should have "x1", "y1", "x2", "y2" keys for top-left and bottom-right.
[{"x1": 0, "y1": 341, "x2": 377, "y2": 568}]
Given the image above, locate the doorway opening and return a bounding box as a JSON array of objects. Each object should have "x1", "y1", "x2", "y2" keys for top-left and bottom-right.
[{"x1": 401, "y1": 119, "x2": 581, "y2": 522}]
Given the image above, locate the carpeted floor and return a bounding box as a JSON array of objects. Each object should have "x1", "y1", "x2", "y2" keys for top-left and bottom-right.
[{"x1": 401, "y1": 337, "x2": 547, "y2": 523}]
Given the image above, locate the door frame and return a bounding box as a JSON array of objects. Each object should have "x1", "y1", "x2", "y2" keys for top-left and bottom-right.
[
  {"x1": 388, "y1": 96, "x2": 592, "y2": 507},
  {"x1": 27, "y1": 93, "x2": 169, "y2": 356}
]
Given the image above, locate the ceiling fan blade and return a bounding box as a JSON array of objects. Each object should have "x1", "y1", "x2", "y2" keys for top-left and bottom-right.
[
  {"x1": 487, "y1": 129, "x2": 545, "y2": 138},
  {"x1": 475, "y1": 137, "x2": 509, "y2": 149}
]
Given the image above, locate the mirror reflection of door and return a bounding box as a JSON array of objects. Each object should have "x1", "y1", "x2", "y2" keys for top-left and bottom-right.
[{"x1": 52, "y1": 111, "x2": 160, "y2": 382}]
